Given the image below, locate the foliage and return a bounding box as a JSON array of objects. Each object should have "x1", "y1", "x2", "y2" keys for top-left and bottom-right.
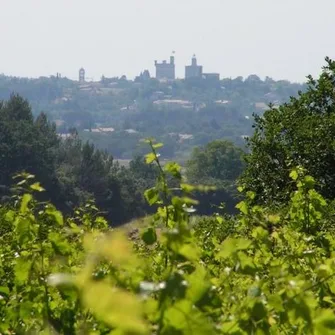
[
  {"x1": 0, "y1": 174, "x2": 109, "y2": 334},
  {"x1": 186, "y1": 140, "x2": 245, "y2": 184},
  {"x1": 186, "y1": 140, "x2": 245, "y2": 214},
  {"x1": 0, "y1": 93, "x2": 244, "y2": 225},
  {"x1": 0, "y1": 95, "x2": 153, "y2": 226},
  {"x1": 0, "y1": 94, "x2": 60, "y2": 204},
  {"x1": 242, "y1": 57, "x2": 335, "y2": 205},
  {"x1": 2, "y1": 142, "x2": 335, "y2": 334}
]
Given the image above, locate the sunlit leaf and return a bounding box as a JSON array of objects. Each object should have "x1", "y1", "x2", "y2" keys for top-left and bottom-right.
[
  {"x1": 217, "y1": 238, "x2": 251, "y2": 259},
  {"x1": 30, "y1": 182, "x2": 45, "y2": 192},
  {"x1": 16, "y1": 218, "x2": 31, "y2": 245},
  {"x1": 15, "y1": 258, "x2": 32, "y2": 285},
  {"x1": 163, "y1": 300, "x2": 215, "y2": 334},
  {"x1": 81, "y1": 281, "x2": 148, "y2": 334},
  {"x1": 267, "y1": 214, "x2": 280, "y2": 224},
  {"x1": 289, "y1": 169, "x2": 299, "y2": 181},
  {"x1": 49, "y1": 231, "x2": 71, "y2": 255},
  {"x1": 20, "y1": 194, "x2": 32, "y2": 214},
  {"x1": 145, "y1": 152, "x2": 156, "y2": 164},
  {"x1": 164, "y1": 162, "x2": 181, "y2": 179},
  {"x1": 315, "y1": 309, "x2": 335, "y2": 334},
  {"x1": 144, "y1": 188, "x2": 159, "y2": 206},
  {"x1": 186, "y1": 266, "x2": 210, "y2": 303},
  {"x1": 152, "y1": 142, "x2": 164, "y2": 149},
  {"x1": 236, "y1": 201, "x2": 248, "y2": 215},
  {"x1": 45, "y1": 207, "x2": 64, "y2": 226},
  {"x1": 99, "y1": 231, "x2": 139, "y2": 267}
]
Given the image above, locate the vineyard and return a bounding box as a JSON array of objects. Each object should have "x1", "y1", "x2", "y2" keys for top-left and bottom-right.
[{"x1": 0, "y1": 140, "x2": 335, "y2": 335}]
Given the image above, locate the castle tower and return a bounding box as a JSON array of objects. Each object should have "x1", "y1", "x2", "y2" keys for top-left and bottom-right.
[
  {"x1": 79, "y1": 67, "x2": 85, "y2": 83},
  {"x1": 185, "y1": 55, "x2": 203, "y2": 79},
  {"x1": 155, "y1": 53, "x2": 176, "y2": 80},
  {"x1": 192, "y1": 54, "x2": 197, "y2": 66}
]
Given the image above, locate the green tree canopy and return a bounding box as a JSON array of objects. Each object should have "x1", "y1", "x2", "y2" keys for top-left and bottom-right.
[
  {"x1": 0, "y1": 94, "x2": 60, "y2": 202},
  {"x1": 0, "y1": 95, "x2": 152, "y2": 225},
  {"x1": 186, "y1": 140, "x2": 245, "y2": 214},
  {"x1": 186, "y1": 140, "x2": 245, "y2": 185},
  {"x1": 242, "y1": 57, "x2": 335, "y2": 205}
]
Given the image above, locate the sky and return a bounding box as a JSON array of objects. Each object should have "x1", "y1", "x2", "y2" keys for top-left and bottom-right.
[{"x1": 0, "y1": 0, "x2": 334, "y2": 82}]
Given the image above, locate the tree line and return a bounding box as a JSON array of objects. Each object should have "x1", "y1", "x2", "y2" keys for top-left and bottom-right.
[
  {"x1": 3, "y1": 57, "x2": 335, "y2": 225},
  {"x1": 0, "y1": 94, "x2": 245, "y2": 225},
  {"x1": 0, "y1": 95, "x2": 155, "y2": 225},
  {"x1": 0, "y1": 72, "x2": 307, "y2": 159}
]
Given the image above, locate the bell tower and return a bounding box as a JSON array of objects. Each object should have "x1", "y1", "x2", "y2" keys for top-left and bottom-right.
[{"x1": 79, "y1": 67, "x2": 85, "y2": 83}]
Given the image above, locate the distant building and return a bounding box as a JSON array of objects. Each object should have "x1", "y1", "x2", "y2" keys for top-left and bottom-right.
[
  {"x1": 79, "y1": 68, "x2": 85, "y2": 83},
  {"x1": 203, "y1": 73, "x2": 220, "y2": 81},
  {"x1": 83, "y1": 127, "x2": 115, "y2": 133},
  {"x1": 142, "y1": 70, "x2": 151, "y2": 80},
  {"x1": 135, "y1": 69, "x2": 151, "y2": 82},
  {"x1": 155, "y1": 54, "x2": 175, "y2": 80},
  {"x1": 185, "y1": 55, "x2": 203, "y2": 79},
  {"x1": 153, "y1": 99, "x2": 193, "y2": 110},
  {"x1": 215, "y1": 100, "x2": 230, "y2": 105},
  {"x1": 100, "y1": 76, "x2": 119, "y2": 85}
]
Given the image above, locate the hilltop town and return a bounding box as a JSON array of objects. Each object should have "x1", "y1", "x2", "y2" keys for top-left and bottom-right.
[
  {"x1": 78, "y1": 54, "x2": 219, "y2": 84},
  {"x1": 0, "y1": 55, "x2": 306, "y2": 160}
]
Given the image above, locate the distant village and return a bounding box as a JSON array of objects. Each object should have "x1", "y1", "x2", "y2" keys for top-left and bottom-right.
[
  {"x1": 55, "y1": 55, "x2": 229, "y2": 136},
  {"x1": 53, "y1": 54, "x2": 281, "y2": 139},
  {"x1": 79, "y1": 54, "x2": 220, "y2": 84}
]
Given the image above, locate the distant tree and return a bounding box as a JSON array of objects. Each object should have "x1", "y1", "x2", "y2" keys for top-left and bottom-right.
[
  {"x1": 0, "y1": 67, "x2": 306, "y2": 165},
  {"x1": 245, "y1": 74, "x2": 261, "y2": 83},
  {"x1": 0, "y1": 95, "x2": 149, "y2": 225},
  {"x1": 0, "y1": 94, "x2": 60, "y2": 203},
  {"x1": 62, "y1": 110, "x2": 93, "y2": 130},
  {"x1": 210, "y1": 118, "x2": 221, "y2": 130},
  {"x1": 186, "y1": 140, "x2": 245, "y2": 184},
  {"x1": 56, "y1": 137, "x2": 147, "y2": 225},
  {"x1": 186, "y1": 140, "x2": 245, "y2": 214},
  {"x1": 129, "y1": 156, "x2": 158, "y2": 185}
]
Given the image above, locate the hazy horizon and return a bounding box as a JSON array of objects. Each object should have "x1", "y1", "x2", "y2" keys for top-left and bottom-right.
[{"x1": 1, "y1": 0, "x2": 334, "y2": 83}]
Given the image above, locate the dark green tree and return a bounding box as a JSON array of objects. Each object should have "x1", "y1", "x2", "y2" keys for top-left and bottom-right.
[
  {"x1": 186, "y1": 140, "x2": 245, "y2": 184},
  {"x1": 0, "y1": 95, "x2": 60, "y2": 203},
  {"x1": 56, "y1": 136, "x2": 148, "y2": 225},
  {"x1": 0, "y1": 95, "x2": 148, "y2": 225},
  {"x1": 242, "y1": 57, "x2": 335, "y2": 205},
  {"x1": 186, "y1": 140, "x2": 245, "y2": 214}
]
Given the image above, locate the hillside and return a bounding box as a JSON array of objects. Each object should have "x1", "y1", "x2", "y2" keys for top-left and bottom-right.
[{"x1": 0, "y1": 73, "x2": 306, "y2": 159}]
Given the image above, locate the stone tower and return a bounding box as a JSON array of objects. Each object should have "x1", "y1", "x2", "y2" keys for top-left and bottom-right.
[
  {"x1": 79, "y1": 67, "x2": 85, "y2": 83},
  {"x1": 185, "y1": 55, "x2": 203, "y2": 79},
  {"x1": 155, "y1": 53, "x2": 175, "y2": 80}
]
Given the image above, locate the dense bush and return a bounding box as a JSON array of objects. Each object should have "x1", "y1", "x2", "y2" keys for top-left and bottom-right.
[
  {"x1": 242, "y1": 57, "x2": 335, "y2": 206},
  {"x1": 186, "y1": 140, "x2": 245, "y2": 215},
  {"x1": 1, "y1": 144, "x2": 335, "y2": 334},
  {"x1": 0, "y1": 95, "x2": 155, "y2": 226}
]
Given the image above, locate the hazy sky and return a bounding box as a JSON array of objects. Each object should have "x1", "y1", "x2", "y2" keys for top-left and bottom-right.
[{"x1": 0, "y1": 0, "x2": 334, "y2": 82}]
